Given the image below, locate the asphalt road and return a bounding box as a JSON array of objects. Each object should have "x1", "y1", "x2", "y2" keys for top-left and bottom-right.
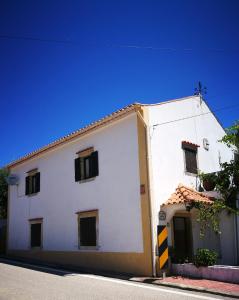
[{"x1": 0, "y1": 260, "x2": 233, "y2": 300}]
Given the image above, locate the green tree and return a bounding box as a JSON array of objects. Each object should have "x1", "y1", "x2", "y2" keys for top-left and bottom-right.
[
  {"x1": 220, "y1": 121, "x2": 239, "y2": 150},
  {"x1": 0, "y1": 168, "x2": 8, "y2": 219}
]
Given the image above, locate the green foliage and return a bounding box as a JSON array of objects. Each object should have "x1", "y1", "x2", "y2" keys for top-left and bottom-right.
[
  {"x1": 194, "y1": 248, "x2": 218, "y2": 267},
  {"x1": 198, "y1": 172, "x2": 217, "y2": 191},
  {"x1": 198, "y1": 171, "x2": 217, "y2": 184},
  {"x1": 220, "y1": 121, "x2": 239, "y2": 150},
  {"x1": 198, "y1": 172, "x2": 215, "y2": 182},
  {"x1": 0, "y1": 168, "x2": 9, "y2": 219},
  {"x1": 196, "y1": 120, "x2": 239, "y2": 236},
  {"x1": 194, "y1": 200, "x2": 238, "y2": 237}
]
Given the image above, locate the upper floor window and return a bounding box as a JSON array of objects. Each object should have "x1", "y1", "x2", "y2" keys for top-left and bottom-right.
[
  {"x1": 25, "y1": 169, "x2": 40, "y2": 195},
  {"x1": 75, "y1": 148, "x2": 99, "y2": 182},
  {"x1": 182, "y1": 141, "x2": 199, "y2": 175}
]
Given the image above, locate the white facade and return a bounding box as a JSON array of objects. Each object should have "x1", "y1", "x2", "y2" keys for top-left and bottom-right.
[
  {"x1": 147, "y1": 96, "x2": 233, "y2": 209},
  {"x1": 7, "y1": 95, "x2": 238, "y2": 273},
  {"x1": 8, "y1": 113, "x2": 144, "y2": 253},
  {"x1": 146, "y1": 96, "x2": 236, "y2": 265}
]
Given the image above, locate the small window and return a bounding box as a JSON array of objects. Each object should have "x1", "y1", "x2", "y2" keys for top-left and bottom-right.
[
  {"x1": 182, "y1": 142, "x2": 198, "y2": 174},
  {"x1": 30, "y1": 220, "x2": 42, "y2": 248},
  {"x1": 184, "y1": 148, "x2": 198, "y2": 174},
  {"x1": 77, "y1": 210, "x2": 98, "y2": 249},
  {"x1": 75, "y1": 151, "x2": 99, "y2": 182},
  {"x1": 234, "y1": 152, "x2": 239, "y2": 162},
  {"x1": 26, "y1": 171, "x2": 40, "y2": 195}
]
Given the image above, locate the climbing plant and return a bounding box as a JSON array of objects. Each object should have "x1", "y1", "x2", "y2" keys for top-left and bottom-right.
[{"x1": 196, "y1": 121, "x2": 239, "y2": 237}]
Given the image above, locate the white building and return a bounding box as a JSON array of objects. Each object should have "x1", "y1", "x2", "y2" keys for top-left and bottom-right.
[{"x1": 6, "y1": 95, "x2": 238, "y2": 276}]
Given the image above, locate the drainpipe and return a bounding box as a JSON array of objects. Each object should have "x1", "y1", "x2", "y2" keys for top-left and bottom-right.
[{"x1": 136, "y1": 109, "x2": 157, "y2": 277}]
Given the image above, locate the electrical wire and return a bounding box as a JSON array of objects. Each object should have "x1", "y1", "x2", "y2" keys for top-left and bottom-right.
[
  {"x1": 0, "y1": 34, "x2": 74, "y2": 44},
  {"x1": 153, "y1": 103, "x2": 239, "y2": 128},
  {"x1": 1, "y1": 34, "x2": 239, "y2": 53}
]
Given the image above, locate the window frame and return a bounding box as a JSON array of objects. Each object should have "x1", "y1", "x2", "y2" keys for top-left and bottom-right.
[
  {"x1": 76, "y1": 210, "x2": 99, "y2": 250},
  {"x1": 29, "y1": 218, "x2": 43, "y2": 249},
  {"x1": 80, "y1": 155, "x2": 91, "y2": 180},
  {"x1": 75, "y1": 148, "x2": 99, "y2": 183},
  {"x1": 234, "y1": 152, "x2": 239, "y2": 162},
  {"x1": 182, "y1": 144, "x2": 199, "y2": 176},
  {"x1": 26, "y1": 169, "x2": 40, "y2": 196}
]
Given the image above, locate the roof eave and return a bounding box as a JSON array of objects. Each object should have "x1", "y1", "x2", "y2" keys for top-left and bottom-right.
[{"x1": 7, "y1": 103, "x2": 141, "y2": 169}]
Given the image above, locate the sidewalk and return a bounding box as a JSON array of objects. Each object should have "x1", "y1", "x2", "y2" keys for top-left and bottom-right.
[{"x1": 131, "y1": 275, "x2": 239, "y2": 298}]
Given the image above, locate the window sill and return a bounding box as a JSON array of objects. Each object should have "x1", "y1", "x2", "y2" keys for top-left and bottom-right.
[
  {"x1": 78, "y1": 177, "x2": 96, "y2": 184},
  {"x1": 30, "y1": 246, "x2": 42, "y2": 251},
  {"x1": 185, "y1": 171, "x2": 198, "y2": 177},
  {"x1": 78, "y1": 245, "x2": 100, "y2": 251},
  {"x1": 26, "y1": 192, "x2": 39, "y2": 197}
]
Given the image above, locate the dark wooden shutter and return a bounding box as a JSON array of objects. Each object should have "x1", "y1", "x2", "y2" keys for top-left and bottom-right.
[
  {"x1": 75, "y1": 157, "x2": 81, "y2": 182},
  {"x1": 31, "y1": 223, "x2": 42, "y2": 247},
  {"x1": 185, "y1": 149, "x2": 197, "y2": 174},
  {"x1": 25, "y1": 176, "x2": 30, "y2": 195},
  {"x1": 35, "y1": 172, "x2": 40, "y2": 193},
  {"x1": 90, "y1": 151, "x2": 99, "y2": 177},
  {"x1": 80, "y1": 217, "x2": 96, "y2": 246}
]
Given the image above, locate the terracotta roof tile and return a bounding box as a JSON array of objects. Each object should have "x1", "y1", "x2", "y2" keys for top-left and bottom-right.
[
  {"x1": 6, "y1": 95, "x2": 200, "y2": 169},
  {"x1": 6, "y1": 103, "x2": 140, "y2": 169},
  {"x1": 182, "y1": 141, "x2": 200, "y2": 148},
  {"x1": 162, "y1": 184, "x2": 214, "y2": 206}
]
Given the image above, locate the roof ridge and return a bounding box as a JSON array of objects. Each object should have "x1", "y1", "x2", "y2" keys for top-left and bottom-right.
[{"x1": 139, "y1": 95, "x2": 198, "y2": 106}]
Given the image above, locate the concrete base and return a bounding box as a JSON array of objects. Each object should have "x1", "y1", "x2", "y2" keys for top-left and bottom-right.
[{"x1": 171, "y1": 263, "x2": 239, "y2": 284}]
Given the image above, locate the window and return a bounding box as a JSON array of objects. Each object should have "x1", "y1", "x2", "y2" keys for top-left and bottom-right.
[
  {"x1": 182, "y1": 142, "x2": 198, "y2": 174},
  {"x1": 77, "y1": 210, "x2": 98, "y2": 249},
  {"x1": 29, "y1": 219, "x2": 42, "y2": 248},
  {"x1": 184, "y1": 148, "x2": 198, "y2": 174},
  {"x1": 234, "y1": 152, "x2": 239, "y2": 162},
  {"x1": 75, "y1": 151, "x2": 99, "y2": 182},
  {"x1": 25, "y1": 170, "x2": 40, "y2": 195}
]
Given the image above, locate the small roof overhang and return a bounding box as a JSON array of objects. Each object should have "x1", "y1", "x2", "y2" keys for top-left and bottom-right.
[{"x1": 162, "y1": 183, "x2": 214, "y2": 207}]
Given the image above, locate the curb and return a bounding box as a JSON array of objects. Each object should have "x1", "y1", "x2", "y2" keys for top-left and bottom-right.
[{"x1": 150, "y1": 280, "x2": 239, "y2": 298}]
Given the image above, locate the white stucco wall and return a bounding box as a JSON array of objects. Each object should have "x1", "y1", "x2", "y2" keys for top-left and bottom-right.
[
  {"x1": 8, "y1": 113, "x2": 144, "y2": 253},
  {"x1": 146, "y1": 96, "x2": 235, "y2": 264}
]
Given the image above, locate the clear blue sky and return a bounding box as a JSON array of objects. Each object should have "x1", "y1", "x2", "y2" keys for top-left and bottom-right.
[{"x1": 0, "y1": 0, "x2": 238, "y2": 167}]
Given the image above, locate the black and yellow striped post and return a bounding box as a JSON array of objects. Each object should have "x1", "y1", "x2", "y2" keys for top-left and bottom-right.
[{"x1": 157, "y1": 225, "x2": 169, "y2": 269}]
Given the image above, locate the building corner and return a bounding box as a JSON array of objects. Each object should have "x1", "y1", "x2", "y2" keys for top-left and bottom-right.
[{"x1": 135, "y1": 106, "x2": 157, "y2": 276}]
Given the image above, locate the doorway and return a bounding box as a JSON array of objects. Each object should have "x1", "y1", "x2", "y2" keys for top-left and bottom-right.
[{"x1": 173, "y1": 216, "x2": 193, "y2": 262}]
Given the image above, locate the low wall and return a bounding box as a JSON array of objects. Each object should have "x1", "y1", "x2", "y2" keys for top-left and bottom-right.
[{"x1": 171, "y1": 263, "x2": 239, "y2": 284}]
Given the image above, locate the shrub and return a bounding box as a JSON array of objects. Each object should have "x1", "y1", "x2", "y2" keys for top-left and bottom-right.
[{"x1": 194, "y1": 248, "x2": 218, "y2": 267}]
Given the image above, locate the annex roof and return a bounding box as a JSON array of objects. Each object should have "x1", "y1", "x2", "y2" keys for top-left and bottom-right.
[{"x1": 162, "y1": 184, "x2": 214, "y2": 206}]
